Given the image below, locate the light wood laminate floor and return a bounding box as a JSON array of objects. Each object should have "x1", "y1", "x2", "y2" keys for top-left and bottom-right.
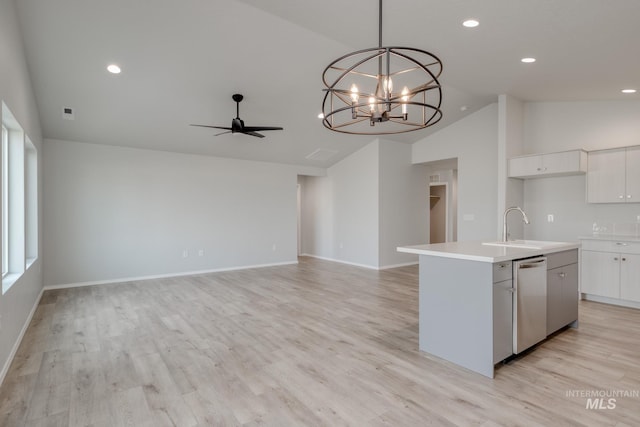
[{"x1": 0, "y1": 257, "x2": 639, "y2": 426}]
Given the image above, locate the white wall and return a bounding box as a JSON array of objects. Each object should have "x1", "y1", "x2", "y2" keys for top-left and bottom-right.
[
  {"x1": 300, "y1": 139, "x2": 428, "y2": 269},
  {"x1": 413, "y1": 103, "x2": 500, "y2": 241},
  {"x1": 43, "y1": 139, "x2": 322, "y2": 286},
  {"x1": 522, "y1": 101, "x2": 640, "y2": 241},
  {"x1": 426, "y1": 168, "x2": 457, "y2": 242},
  {"x1": 379, "y1": 140, "x2": 429, "y2": 267},
  {"x1": 0, "y1": 0, "x2": 44, "y2": 385},
  {"x1": 523, "y1": 101, "x2": 640, "y2": 153},
  {"x1": 499, "y1": 95, "x2": 526, "y2": 239},
  {"x1": 321, "y1": 141, "x2": 380, "y2": 268},
  {"x1": 298, "y1": 174, "x2": 333, "y2": 258}
]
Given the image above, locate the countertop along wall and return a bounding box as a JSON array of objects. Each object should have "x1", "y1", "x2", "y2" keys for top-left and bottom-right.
[{"x1": 521, "y1": 101, "x2": 640, "y2": 242}]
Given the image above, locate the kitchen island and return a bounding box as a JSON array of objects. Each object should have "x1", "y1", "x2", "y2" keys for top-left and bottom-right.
[{"x1": 398, "y1": 240, "x2": 580, "y2": 378}]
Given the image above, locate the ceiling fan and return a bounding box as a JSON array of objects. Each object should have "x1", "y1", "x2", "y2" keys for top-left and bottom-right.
[{"x1": 190, "y1": 94, "x2": 283, "y2": 138}]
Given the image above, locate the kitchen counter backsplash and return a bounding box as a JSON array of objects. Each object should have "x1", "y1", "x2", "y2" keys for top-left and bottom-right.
[{"x1": 591, "y1": 220, "x2": 640, "y2": 237}]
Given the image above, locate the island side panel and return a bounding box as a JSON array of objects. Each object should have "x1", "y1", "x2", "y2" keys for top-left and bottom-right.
[{"x1": 419, "y1": 255, "x2": 495, "y2": 377}]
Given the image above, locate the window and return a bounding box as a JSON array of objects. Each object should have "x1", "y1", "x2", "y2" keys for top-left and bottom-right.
[
  {"x1": 2, "y1": 101, "x2": 37, "y2": 294},
  {"x1": 1, "y1": 124, "x2": 8, "y2": 277},
  {"x1": 26, "y1": 138, "x2": 38, "y2": 265}
]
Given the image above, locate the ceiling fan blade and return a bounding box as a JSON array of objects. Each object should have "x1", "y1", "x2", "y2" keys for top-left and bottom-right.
[
  {"x1": 190, "y1": 124, "x2": 233, "y2": 130},
  {"x1": 214, "y1": 131, "x2": 233, "y2": 137},
  {"x1": 243, "y1": 131, "x2": 265, "y2": 138},
  {"x1": 243, "y1": 126, "x2": 283, "y2": 132}
]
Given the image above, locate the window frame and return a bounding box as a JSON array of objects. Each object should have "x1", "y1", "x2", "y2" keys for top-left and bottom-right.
[{"x1": 2, "y1": 123, "x2": 8, "y2": 278}]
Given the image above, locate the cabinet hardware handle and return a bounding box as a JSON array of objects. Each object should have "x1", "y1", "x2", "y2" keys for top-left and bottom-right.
[
  {"x1": 622, "y1": 257, "x2": 627, "y2": 261},
  {"x1": 559, "y1": 272, "x2": 566, "y2": 278},
  {"x1": 615, "y1": 242, "x2": 628, "y2": 246},
  {"x1": 614, "y1": 257, "x2": 619, "y2": 261},
  {"x1": 619, "y1": 195, "x2": 624, "y2": 199},
  {"x1": 628, "y1": 195, "x2": 632, "y2": 199}
]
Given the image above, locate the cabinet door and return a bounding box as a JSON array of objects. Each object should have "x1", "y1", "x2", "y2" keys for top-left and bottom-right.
[
  {"x1": 581, "y1": 251, "x2": 620, "y2": 298},
  {"x1": 547, "y1": 263, "x2": 578, "y2": 335},
  {"x1": 625, "y1": 146, "x2": 640, "y2": 203},
  {"x1": 560, "y1": 262, "x2": 579, "y2": 327},
  {"x1": 509, "y1": 155, "x2": 542, "y2": 178},
  {"x1": 542, "y1": 151, "x2": 585, "y2": 176},
  {"x1": 547, "y1": 267, "x2": 564, "y2": 335},
  {"x1": 620, "y1": 253, "x2": 640, "y2": 302},
  {"x1": 587, "y1": 149, "x2": 626, "y2": 203},
  {"x1": 493, "y1": 280, "x2": 513, "y2": 363}
]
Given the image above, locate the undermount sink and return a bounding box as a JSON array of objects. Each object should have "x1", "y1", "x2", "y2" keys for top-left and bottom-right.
[{"x1": 482, "y1": 240, "x2": 567, "y2": 250}]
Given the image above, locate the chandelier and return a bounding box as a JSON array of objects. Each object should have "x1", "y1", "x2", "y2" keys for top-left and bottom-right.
[{"x1": 321, "y1": 0, "x2": 443, "y2": 135}]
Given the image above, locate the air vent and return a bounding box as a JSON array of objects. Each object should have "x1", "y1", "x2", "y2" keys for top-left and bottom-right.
[
  {"x1": 62, "y1": 107, "x2": 74, "y2": 120},
  {"x1": 430, "y1": 174, "x2": 441, "y2": 183},
  {"x1": 305, "y1": 148, "x2": 338, "y2": 162}
]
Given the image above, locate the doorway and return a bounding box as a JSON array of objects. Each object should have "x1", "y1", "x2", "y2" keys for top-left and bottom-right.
[{"x1": 429, "y1": 183, "x2": 448, "y2": 243}]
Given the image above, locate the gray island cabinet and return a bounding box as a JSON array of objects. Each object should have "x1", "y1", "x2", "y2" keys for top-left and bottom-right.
[{"x1": 398, "y1": 241, "x2": 580, "y2": 378}]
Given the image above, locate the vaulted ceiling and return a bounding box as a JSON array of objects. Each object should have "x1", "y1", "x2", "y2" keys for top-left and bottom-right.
[{"x1": 15, "y1": 0, "x2": 640, "y2": 167}]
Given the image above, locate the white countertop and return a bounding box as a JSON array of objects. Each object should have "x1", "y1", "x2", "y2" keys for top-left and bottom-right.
[
  {"x1": 397, "y1": 240, "x2": 581, "y2": 263},
  {"x1": 579, "y1": 234, "x2": 640, "y2": 243}
]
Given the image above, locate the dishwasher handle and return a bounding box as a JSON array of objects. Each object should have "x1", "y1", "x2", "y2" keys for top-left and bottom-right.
[{"x1": 517, "y1": 258, "x2": 547, "y2": 269}]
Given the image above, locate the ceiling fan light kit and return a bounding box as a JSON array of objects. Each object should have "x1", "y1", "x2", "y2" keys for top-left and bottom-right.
[
  {"x1": 191, "y1": 94, "x2": 283, "y2": 138},
  {"x1": 321, "y1": 0, "x2": 443, "y2": 135}
]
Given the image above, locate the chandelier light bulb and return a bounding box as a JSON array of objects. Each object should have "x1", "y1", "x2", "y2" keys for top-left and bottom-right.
[
  {"x1": 350, "y1": 84, "x2": 359, "y2": 103},
  {"x1": 401, "y1": 86, "x2": 409, "y2": 115},
  {"x1": 369, "y1": 96, "x2": 376, "y2": 112},
  {"x1": 384, "y1": 77, "x2": 393, "y2": 96}
]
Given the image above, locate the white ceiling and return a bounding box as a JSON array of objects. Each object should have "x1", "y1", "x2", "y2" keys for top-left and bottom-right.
[{"x1": 15, "y1": 0, "x2": 640, "y2": 167}]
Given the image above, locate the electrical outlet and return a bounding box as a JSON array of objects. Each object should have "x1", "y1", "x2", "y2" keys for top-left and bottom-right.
[{"x1": 547, "y1": 214, "x2": 554, "y2": 223}]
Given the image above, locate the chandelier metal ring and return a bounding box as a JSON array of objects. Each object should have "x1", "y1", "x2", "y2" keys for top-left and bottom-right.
[{"x1": 321, "y1": 0, "x2": 444, "y2": 135}]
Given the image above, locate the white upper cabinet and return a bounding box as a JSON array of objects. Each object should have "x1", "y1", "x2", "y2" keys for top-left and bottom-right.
[
  {"x1": 625, "y1": 146, "x2": 640, "y2": 203},
  {"x1": 587, "y1": 146, "x2": 640, "y2": 203},
  {"x1": 509, "y1": 150, "x2": 587, "y2": 179}
]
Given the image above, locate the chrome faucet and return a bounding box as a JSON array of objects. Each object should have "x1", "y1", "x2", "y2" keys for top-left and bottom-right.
[{"x1": 503, "y1": 206, "x2": 530, "y2": 242}]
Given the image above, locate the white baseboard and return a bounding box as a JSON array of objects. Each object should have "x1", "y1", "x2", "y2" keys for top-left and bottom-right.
[
  {"x1": 378, "y1": 261, "x2": 419, "y2": 270},
  {"x1": 299, "y1": 254, "x2": 379, "y2": 270},
  {"x1": 0, "y1": 287, "x2": 44, "y2": 388},
  {"x1": 581, "y1": 293, "x2": 640, "y2": 310},
  {"x1": 300, "y1": 254, "x2": 418, "y2": 271},
  {"x1": 43, "y1": 260, "x2": 299, "y2": 291}
]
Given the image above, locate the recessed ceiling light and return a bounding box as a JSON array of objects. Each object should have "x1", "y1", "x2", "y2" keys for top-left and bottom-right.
[
  {"x1": 622, "y1": 89, "x2": 637, "y2": 94},
  {"x1": 107, "y1": 64, "x2": 121, "y2": 74},
  {"x1": 521, "y1": 57, "x2": 536, "y2": 63},
  {"x1": 462, "y1": 19, "x2": 479, "y2": 28}
]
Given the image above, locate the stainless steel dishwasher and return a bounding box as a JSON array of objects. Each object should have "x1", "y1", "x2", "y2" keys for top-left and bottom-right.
[{"x1": 513, "y1": 256, "x2": 547, "y2": 354}]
